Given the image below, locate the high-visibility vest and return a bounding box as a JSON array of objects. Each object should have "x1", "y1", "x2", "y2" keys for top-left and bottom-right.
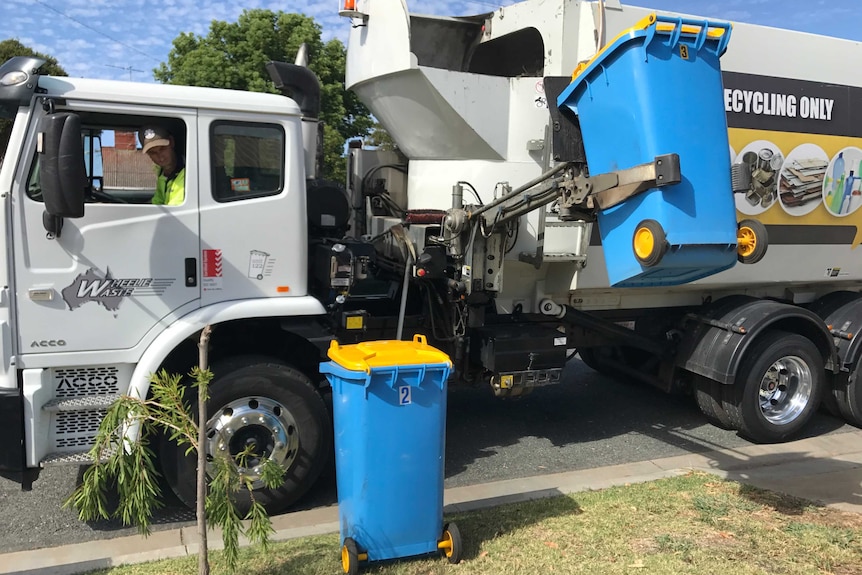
[{"x1": 152, "y1": 166, "x2": 185, "y2": 206}]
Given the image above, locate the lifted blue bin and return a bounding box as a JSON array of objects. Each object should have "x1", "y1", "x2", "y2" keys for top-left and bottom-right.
[
  {"x1": 557, "y1": 14, "x2": 737, "y2": 287},
  {"x1": 320, "y1": 335, "x2": 460, "y2": 573}
]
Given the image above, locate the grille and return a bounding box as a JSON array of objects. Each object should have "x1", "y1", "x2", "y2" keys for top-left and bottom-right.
[
  {"x1": 54, "y1": 367, "x2": 121, "y2": 398},
  {"x1": 53, "y1": 410, "x2": 107, "y2": 448}
]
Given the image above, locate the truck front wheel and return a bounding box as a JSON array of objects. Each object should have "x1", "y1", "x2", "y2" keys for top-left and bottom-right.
[
  {"x1": 722, "y1": 331, "x2": 823, "y2": 443},
  {"x1": 159, "y1": 356, "x2": 331, "y2": 515}
]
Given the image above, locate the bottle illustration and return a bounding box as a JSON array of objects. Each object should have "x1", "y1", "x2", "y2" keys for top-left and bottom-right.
[
  {"x1": 829, "y1": 152, "x2": 846, "y2": 213},
  {"x1": 849, "y1": 158, "x2": 862, "y2": 214},
  {"x1": 841, "y1": 172, "x2": 852, "y2": 214},
  {"x1": 842, "y1": 170, "x2": 861, "y2": 214}
]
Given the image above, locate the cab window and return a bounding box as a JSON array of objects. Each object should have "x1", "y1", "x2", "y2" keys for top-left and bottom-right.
[
  {"x1": 26, "y1": 114, "x2": 187, "y2": 205},
  {"x1": 210, "y1": 121, "x2": 284, "y2": 202}
]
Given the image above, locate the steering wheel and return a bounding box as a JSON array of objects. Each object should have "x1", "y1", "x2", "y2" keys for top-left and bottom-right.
[{"x1": 87, "y1": 189, "x2": 128, "y2": 204}]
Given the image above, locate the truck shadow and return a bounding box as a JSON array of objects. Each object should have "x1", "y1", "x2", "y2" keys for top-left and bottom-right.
[
  {"x1": 696, "y1": 447, "x2": 862, "y2": 514},
  {"x1": 77, "y1": 460, "x2": 339, "y2": 531},
  {"x1": 442, "y1": 358, "x2": 852, "y2": 485},
  {"x1": 81, "y1": 357, "x2": 856, "y2": 532}
]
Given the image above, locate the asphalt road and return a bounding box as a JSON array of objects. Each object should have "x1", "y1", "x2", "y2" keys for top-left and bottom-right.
[{"x1": 0, "y1": 359, "x2": 853, "y2": 554}]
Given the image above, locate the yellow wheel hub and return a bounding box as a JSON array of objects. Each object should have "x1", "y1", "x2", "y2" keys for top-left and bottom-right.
[
  {"x1": 438, "y1": 530, "x2": 455, "y2": 558},
  {"x1": 738, "y1": 226, "x2": 756, "y2": 258},
  {"x1": 341, "y1": 546, "x2": 351, "y2": 573},
  {"x1": 634, "y1": 227, "x2": 656, "y2": 260}
]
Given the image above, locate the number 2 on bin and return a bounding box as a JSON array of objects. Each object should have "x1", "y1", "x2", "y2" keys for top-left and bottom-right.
[{"x1": 399, "y1": 385, "x2": 412, "y2": 405}]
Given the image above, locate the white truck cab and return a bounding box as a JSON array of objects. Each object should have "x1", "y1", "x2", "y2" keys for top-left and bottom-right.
[{"x1": 0, "y1": 56, "x2": 335, "y2": 512}]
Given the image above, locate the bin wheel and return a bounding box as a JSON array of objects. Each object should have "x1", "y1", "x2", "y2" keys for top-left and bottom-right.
[
  {"x1": 737, "y1": 219, "x2": 768, "y2": 264},
  {"x1": 342, "y1": 537, "x2": 365, "y2": 575},
  {"x1": 439, "y1": 522, "x2": 463, "y2": 564},
  {"x1": 632, "y1": 219, "x2": 668, "y2": 267}
]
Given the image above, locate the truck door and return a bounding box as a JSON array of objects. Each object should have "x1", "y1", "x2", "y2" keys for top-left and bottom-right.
[
  {"x1": 197, "y1": 113, "x2": 308, "y2": 305},
  {"x1": 11, "y1": 108, "x2": 201, "y2": 357}
]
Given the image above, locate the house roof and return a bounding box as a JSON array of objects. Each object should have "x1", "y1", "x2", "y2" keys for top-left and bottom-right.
[{"x1": 101, "y1": 148, "x2": 157, "y2": 189}]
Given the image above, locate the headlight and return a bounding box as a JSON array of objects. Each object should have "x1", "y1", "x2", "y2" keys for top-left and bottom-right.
[{"x1": 0, "y1": 70, "x2": 29, "y2": 86}]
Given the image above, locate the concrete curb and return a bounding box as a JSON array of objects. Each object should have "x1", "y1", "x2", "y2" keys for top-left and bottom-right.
[{"x1": 4, "y1": 430, "x2": 862, "y2": 574}]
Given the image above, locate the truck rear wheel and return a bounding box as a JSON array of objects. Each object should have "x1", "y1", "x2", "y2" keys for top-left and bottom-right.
[
  {"x1": 578, "y1": 346, "x2": 653, "y2": 377},
  {"x1": 722, "y1": 331, "x2": 823, "y2": 442},
  {"x1": 693, "y1": 375, "x2": 734, "y2": 430},
  {"x1": 577, "y1": 347, "x2": 612, "y2": 375},
  {"x1": 159, "y1": 356, "x2": 331, "y2": 514},
  {"x1": 834, "y1": 368, "x2": 862, "y2": 428}
]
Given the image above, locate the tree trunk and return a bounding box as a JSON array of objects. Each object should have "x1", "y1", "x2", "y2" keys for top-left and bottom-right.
[{"x1": 197, "y1": 325, "x2": 213, "y2": 575}]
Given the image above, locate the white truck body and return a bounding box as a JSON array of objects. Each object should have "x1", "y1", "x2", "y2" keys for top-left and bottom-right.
[
  {"x1": 0, "y1": 0, "x2": 860, "y2": 511},
  {"x1": 346, "y1": 0, "x2": 862, "y2": 311}
]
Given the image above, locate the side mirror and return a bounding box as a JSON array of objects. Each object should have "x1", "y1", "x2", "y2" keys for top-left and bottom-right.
[{"x1": 39, "y1": 112, "x2": 85, "y2": 218}]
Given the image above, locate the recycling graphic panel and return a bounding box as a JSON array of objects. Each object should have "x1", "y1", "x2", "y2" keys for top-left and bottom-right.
[{"x1": 723, "y1": 71, "x2": 862, "y2": 245}]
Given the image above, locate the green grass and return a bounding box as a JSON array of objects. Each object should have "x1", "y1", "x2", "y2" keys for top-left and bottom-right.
[{"x1": 87, "y1": 472, "x2": 862, "y2": 575}]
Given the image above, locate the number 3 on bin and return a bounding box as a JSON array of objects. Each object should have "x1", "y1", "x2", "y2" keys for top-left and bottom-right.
[
  {"x1": 679, "y1": 45, "x2": 689, "y2": 60},
  {"x1": 399, "y1": 385, "x2": 412, "y2": 406}
]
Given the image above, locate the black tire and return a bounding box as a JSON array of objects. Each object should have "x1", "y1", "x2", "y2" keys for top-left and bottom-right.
[
  {"x1": 342, "y1": 537, "x2": 360, "y2": 575},
  {"x1": 737, "y1": 219, "x2": 768, "y2": 264},
  {"x1": 834, "y1": 368, "x2": 862, "y2": 428},
  {"x1": 805, "y1": 291, "x2": 862, "y2": 421},
  {"x1": 159, "y1": 356, "x2": 331, "y2": 515},
  {"x1": 722, "y1": 331, "x2": 823, "y2": 443},
  {"x1": 578, "y1": 346, "x2": 655, "y2": 379},
  {"x1": 693, "y1": 375, "x2": 735, "y2": 430},
  {"x1": 577, "y1": 348, "x2": 609, "y2": 374},
  {"x1": 632, "y1": 219, "x2": 668, "y2": 267},
  {"x1": 441, "y1": 522, "x2": 462, "y2": 564},
  {"x1": 821, "y1": 379, "x2": 844, "y2": 418}
]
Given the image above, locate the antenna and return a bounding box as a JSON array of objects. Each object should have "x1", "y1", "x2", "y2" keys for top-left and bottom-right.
[{"x1": 105, "y1": 64, "x2": 145, "y2": 81}]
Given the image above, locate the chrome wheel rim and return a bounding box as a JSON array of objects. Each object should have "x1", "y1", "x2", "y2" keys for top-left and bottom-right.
[
  {"x1": 758, "y1": 355, "x2": 812, "y2": 425},
  {"x1": 205, "y1": 396, "x2": 299, "y2": 488}
]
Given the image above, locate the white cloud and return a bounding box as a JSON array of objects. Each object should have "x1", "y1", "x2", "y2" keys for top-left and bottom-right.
[
  {"x1": 3, "y1": 0, "x2": 859, "y2": 82},
  {"x1": 67, "y1": 8, "x2": 105, "y2": 18}
]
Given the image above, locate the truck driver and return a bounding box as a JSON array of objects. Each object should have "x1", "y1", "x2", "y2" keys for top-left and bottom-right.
[{"x1": 139, "y1": 124, "x2": 185, "y2": 205}]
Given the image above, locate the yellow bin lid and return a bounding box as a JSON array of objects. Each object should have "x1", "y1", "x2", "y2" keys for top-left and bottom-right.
[{"x1": 326, "y1": 334, "x2": 452, "y2": 373}]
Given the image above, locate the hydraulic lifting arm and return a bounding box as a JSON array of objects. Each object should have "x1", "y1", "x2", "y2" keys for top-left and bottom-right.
[
  {"x1": 466, "y1": 154, "x2": 681, "y2": 233},
  {"x1": 440, "y1": 153, "x2": 682, "y2": 272}
]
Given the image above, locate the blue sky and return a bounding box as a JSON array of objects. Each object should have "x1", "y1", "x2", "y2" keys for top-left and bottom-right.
[{"x1": 4, "y1": 0, "x2": 860, "y2": 82}]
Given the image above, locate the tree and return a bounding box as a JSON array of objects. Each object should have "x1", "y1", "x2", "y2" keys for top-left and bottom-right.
[
  {"x1": 0, "y1": 39, "x2": 66, "y2": 164},
  {"x1": 66, "y1": 327, "x2": 283, "y2": 575},
  {"x1": 364, "y1": 122, "x2": 398, "y2": 151},
  {"x1": 154, "y1": 10, "x2": 373, "y2": 183}
]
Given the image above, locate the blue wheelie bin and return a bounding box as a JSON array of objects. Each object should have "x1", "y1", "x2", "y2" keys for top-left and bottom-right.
[
  {"x1": 557, "y1": 14, "x2": 738, "y2": 287},
  {"x1": 320, "y1": 335, "x2": 460, "y2": 574}
]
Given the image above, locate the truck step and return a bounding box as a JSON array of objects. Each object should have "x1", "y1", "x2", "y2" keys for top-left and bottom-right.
[
  {"x1": 541, "y1": 220, "x2": 589, "y2": 264},
  {"x1": 43, "y1": 394, "x2": 121, "y2": 413},
  {"x1": 41, "y1": 449, "x2": 111, "y2": 466}
]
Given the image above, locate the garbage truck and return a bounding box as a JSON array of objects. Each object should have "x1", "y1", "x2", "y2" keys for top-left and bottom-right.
[{"x1": 1, "y1": 0, "x2": 861, "y2": 513}]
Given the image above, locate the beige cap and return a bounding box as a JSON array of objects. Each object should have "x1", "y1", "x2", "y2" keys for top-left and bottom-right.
[{"x1": 139, "y1": 125, "x2": 171, "y2": 154}]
